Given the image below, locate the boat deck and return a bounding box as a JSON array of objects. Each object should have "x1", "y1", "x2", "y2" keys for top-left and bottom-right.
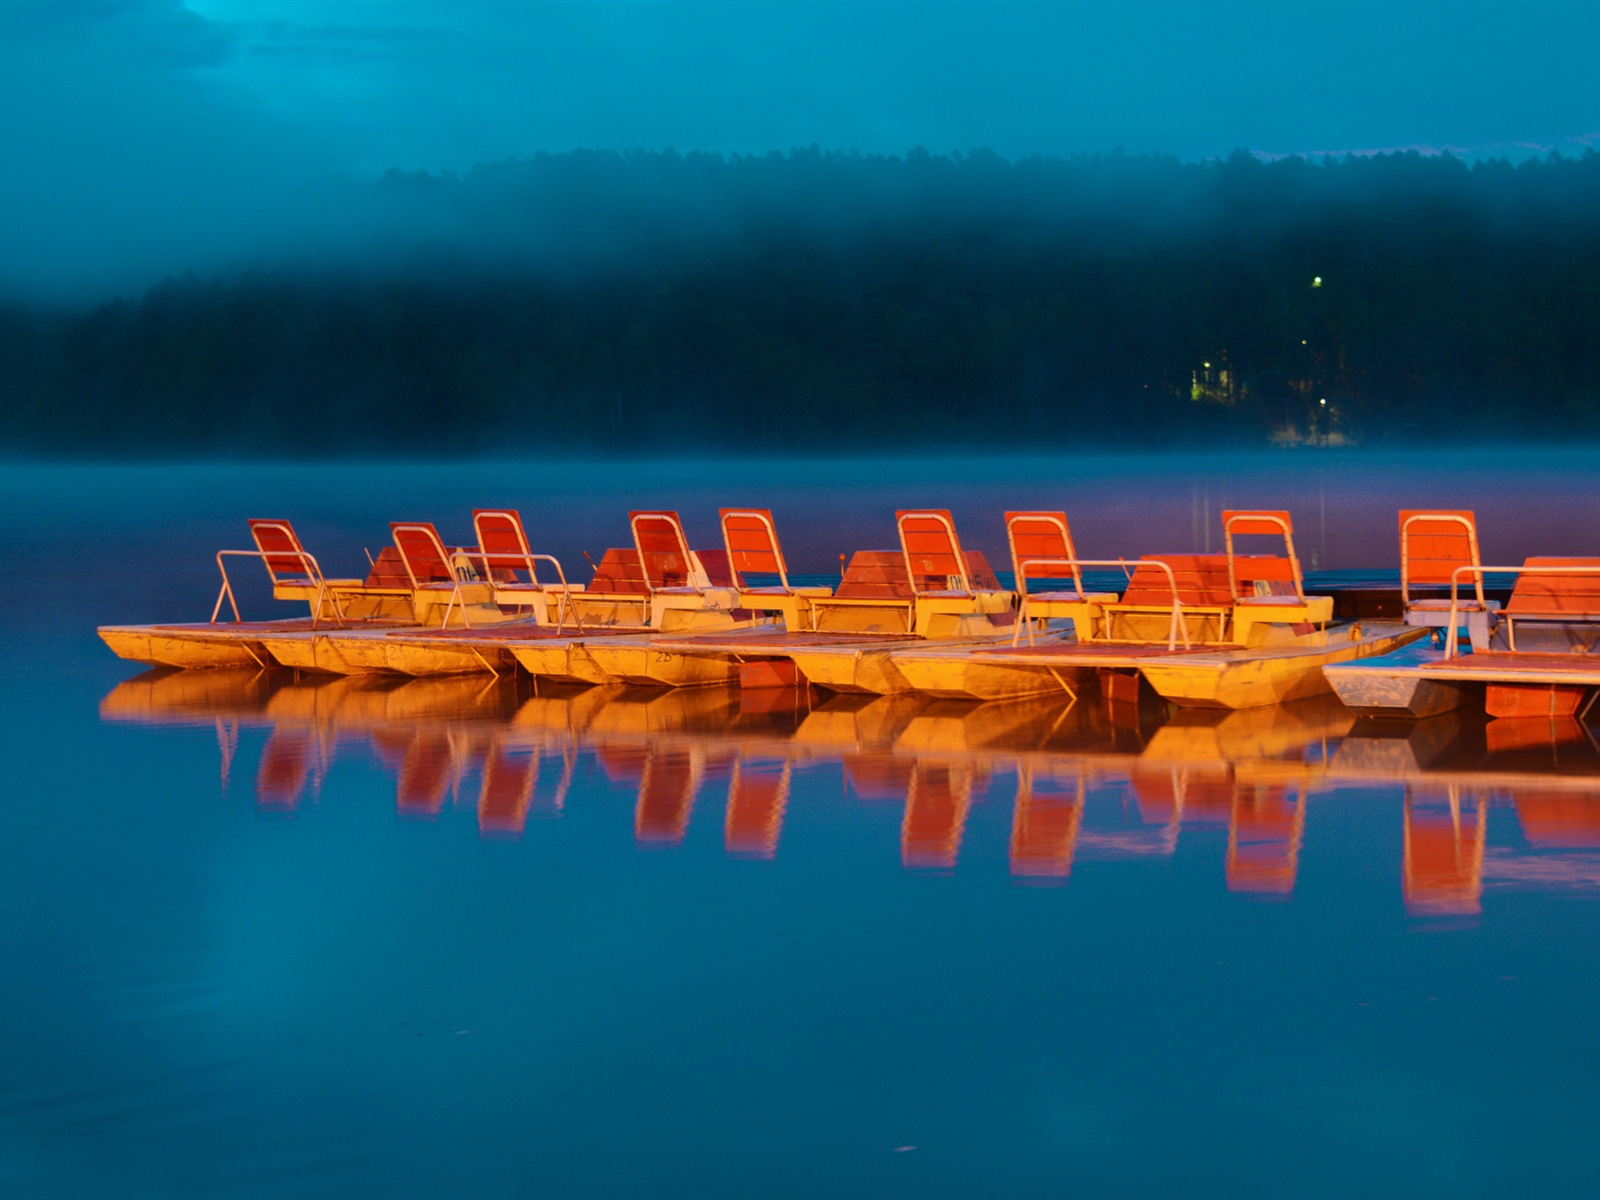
[
  {"x1": 649, "y1": 630, "x2": 922, "y2": 654},
  {"x1": 1423, "y1": 651, "x2": 1600, "y2": 685},
  {"x1": 977, "y1": 641, "x2": 1239, "y2": 664},
  {"x1": 384, "y1": 624, "x2": 645, "y2": 642},
  {"x1": 145, "y1": 619, "x2": 411, "y2": 634}
]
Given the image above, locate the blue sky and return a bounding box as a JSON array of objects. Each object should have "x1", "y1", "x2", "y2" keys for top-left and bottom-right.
[{"x1": 2, "y1": 0, "x2": 1596, "y2": 301}]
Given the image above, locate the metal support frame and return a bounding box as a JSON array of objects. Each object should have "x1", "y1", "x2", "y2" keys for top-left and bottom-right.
[
  {"x1": 721, "y1": 508, "x2": 815, "y2": 631},
  {"x1": 471, "y1": 510, "x2": 584, "y2": 634},
  {"x1": 391, "y1": 522, "x2": 484, "y2": 629},
  {"x1": 1222, "y1": 510, "x2": 1304, "y2": 606},
  {"x1": 1013, "y1": 557, "x2": 1194, "y2": 651},
  {"x1": 1446, "y1": 561, "x2": 1600, "y2": 657},
  {"x1": 212, "y1": 546, "x2": 348, "y2": 627},
  {"x1": 1012, "y1": 554, "x2": 1102, "y2": 646}
]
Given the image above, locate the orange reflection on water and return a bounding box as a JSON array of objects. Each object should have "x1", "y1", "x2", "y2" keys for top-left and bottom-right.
[
  {"x1": 1226, "y1": 787, "x2": 1305, "y2": 896},
  {"x1": 843, "y1": 754, "x2": 916, "y2": 803},
  {"x1": 1485, "y1": 716, "x2": 1590, "y2": 755},
  {"x1": 1009, "y1": 767, "x2": 1083, "y2": 879},
  {"x1": 479, "y1": 750, "x2": 537, "y2": 836},
  {"x1": 1514, "y1": 790, "x2": 1600, "y2": 849},
  {"x1": 256, "y1": 728, "x2": 320, "y2": 811},
  {"x1": 98, "y1": 668, "x2": 1600, "y2": 905},
  {"x1": 1129, "y1": 764, "x2": 1233, "y2": 825},
  {"x1": 725, "y1": 760, "x2": 790, "y2": 859},
  {"x1": 395, "y1": 732, "x2": 454, "y2": 818},
  {"x1": 1403, "y1": 785, "x2": 1487, "y2": 916},
  {"x1": 634, "y1": 747, "x2": 700, "y2": 845},
  {"x1": 901, "y1": 763, "x2": 980, "y2": 870}
]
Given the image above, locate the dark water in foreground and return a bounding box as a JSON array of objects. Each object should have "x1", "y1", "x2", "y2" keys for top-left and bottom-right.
[{"x1": 4, "y1": 451, "x2": 1600, "y2": 1198}]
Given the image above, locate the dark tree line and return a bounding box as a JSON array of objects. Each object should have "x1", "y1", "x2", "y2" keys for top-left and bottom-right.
[{"x1": 3, "y1": 146, "x2": 1599, "y2": 456}]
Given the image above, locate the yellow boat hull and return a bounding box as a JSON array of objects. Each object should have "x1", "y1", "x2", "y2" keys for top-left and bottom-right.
[
  {"x1": 1139, "y1": 623, "x2": 1425, "y2": 709},
  {"x1": 508, "y1": 641, "x2": 614, "y2": 685},
  {"x1": 892, "y1": 623, "x2": 1426, "y2": 709},
  {"x1": 100, "y1": 624, "x2": 274, "y2": 670},
  {"x1": 579, "y1": 640, "x2": 741, "y2": 688},
  {"x1": 784, "y1": 636, "x2": 1023, "y2": 695},
  {"x1": 890, "y1": 651, "x2": 1080, "y2": 700}
]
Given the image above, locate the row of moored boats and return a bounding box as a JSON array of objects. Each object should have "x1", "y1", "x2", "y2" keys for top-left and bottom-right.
[{"x1": 99, "y1": 506, "x2": 1600, "y2": 717}]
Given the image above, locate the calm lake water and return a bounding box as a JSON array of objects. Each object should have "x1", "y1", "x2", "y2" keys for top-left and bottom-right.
[{"x1": 5, "y1": 450, "x2": 1600, "y2": 1198}]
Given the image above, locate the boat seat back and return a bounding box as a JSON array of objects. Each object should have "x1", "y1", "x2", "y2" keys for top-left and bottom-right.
[
  {"x1": 721, "y1": 508, "x2": 790, "y2": 590},
  {"x1": 1005, "y1": 511, "x2": 1086, "y2": 595},
  {"x1": 897, "y1": 509, "x2": 973, "y2": 596},
  {"x1": 1223, "y1": 510, "x2": 1304, "y2": 603},
  {"x1": 1222, "y1": 510, "x2": 1293, "y2": 537},
  {"x1": 249, "y1": 518, "x2": 316, "y2": 585},
  {"x1": 473, "y1": 509, "x2": 538, "y2": 579},
  {"x1": 1120, "y1": 555, "x2": 1235, "y2": 607},
  {"x1": 390, "y1": 522, "x2": 457, "y2": 587},
  {"x1": 629, "y1": 511, "x2": 697, "y2": 590},
  {"x1": 1506, "y1": 557, "x2": 1600, "y2": 619},
  {"x1": 1400, "y1": 510, "x2": 1484, "y2": 602}
]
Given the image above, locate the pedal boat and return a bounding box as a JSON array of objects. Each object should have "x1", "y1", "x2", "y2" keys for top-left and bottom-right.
[
  {"x1": 1325, "y1": 556, "x2": 1600, "y2": 718},
  {"x1": 891, "y1": 616, "x2": 1421, "y2": 708},
  {"x1": 99, "y1": 518, "x2": 418, "y2": 670},
  {"x1": 254, "y1": 510, "x2": 774, "y2": 678},
  {"x1": 893, "y1": 510, "x2": 1425, "y2": 709},
  {"x1": 584, "y1": 509, "x2": 1022, "y2": 690}
]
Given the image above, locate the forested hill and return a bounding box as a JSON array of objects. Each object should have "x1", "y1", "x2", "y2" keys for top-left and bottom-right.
[{"x1": 3, "y1": 147, "x2": 1599, "y2": 456}]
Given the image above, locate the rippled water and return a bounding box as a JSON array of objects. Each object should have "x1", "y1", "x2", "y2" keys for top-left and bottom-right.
[{"x1": 5, "y1": 451, "x2": 1600, "y2": 1198}]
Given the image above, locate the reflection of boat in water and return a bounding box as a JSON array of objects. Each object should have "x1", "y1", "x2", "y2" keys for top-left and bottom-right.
[
  {"x1": 1400, "y1": 780, "x2": 1600, "y2": 917},
  {"x1": 1329, "y1": 708, "x2": 1600, "y2": 789},
  {"x1": 101, "y1": 669, "x2": 1600, "y2": 901},
  {"x1": 1332, "y1": 710, "x2": 1600, "y2": 917},
  {"x1": 1404, "y1": 785, "x2": 1488, "y2": 916}
]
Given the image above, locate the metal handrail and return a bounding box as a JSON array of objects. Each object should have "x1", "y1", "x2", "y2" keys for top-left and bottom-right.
[
  {"x1": 1013, "y1": 557, "x2": 1194, "y2": 650},
  {"x1": 1013, "y1": 554, "x2": 1109, "y2": 646},
  {"x1": 1016, "y1": 556, "x2": 1098, "y2": 602},
  {"x1": 391, "y1": 523, "x2": 487, "y2": 629},
  {"x1": 459, "y1": 547, "x2": 582, "y2": 633},
  {"x1": 1445, "y1": 561, "x2": 1600, "y2": 657},
  {"x1": 212, "y1": 547, "x2": 347, "y2": 627}
]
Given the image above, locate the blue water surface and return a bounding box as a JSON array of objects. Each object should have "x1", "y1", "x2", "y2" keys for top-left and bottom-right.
[{"x1": 3, "y1": 452, "x2": 1599, "y2": 1199}]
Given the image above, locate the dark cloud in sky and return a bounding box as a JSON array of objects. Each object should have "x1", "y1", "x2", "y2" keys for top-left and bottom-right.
[{"x1": 2, "y1": 0, "x2": 1596, "y2": 303}]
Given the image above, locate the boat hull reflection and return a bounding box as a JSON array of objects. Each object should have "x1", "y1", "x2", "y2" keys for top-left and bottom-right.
[{"x1": 101, "y1": 668, "x2": 1600, "y2": 901}]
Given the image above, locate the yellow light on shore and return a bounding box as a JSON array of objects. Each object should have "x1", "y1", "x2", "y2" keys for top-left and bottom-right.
[
  {"x1": 1319, "y1": 397, "x2": 1327, "y2": 406},
  {"x1": 1312, "y1": 276, "x2": 1323, "y2": 287}
]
